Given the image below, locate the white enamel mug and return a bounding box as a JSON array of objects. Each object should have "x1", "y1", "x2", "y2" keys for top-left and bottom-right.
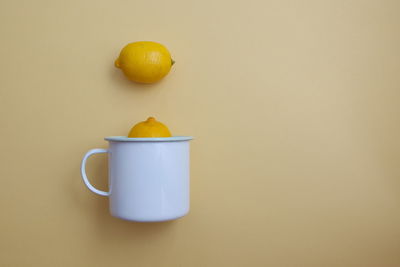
[{"x1": 81, "y1": 136, "x2": 193, "y2": 222}]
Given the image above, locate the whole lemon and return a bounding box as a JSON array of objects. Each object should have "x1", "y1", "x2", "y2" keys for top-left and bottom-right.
[
  {"x1": 115, "y1": 41, "x2": 174, "y2": 84},
  {"x1": 128, "y1": 117, "x2": 172, "y2": 138}
]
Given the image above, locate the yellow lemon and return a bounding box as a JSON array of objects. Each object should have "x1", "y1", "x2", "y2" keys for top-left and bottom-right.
[
  {"x1": 128, "y1": 117, "x2": 172, "y2": 138},
  {"x1": 115, "y1": 41, "x2": 174, "y2": 84}
]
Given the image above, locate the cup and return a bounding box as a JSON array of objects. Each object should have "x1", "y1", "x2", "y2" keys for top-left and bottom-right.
[{"x1": 80, "y1": 136, "x2": 193, "y2": 222}]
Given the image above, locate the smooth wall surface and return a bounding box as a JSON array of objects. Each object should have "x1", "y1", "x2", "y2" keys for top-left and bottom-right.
[{"x1": 1, "y1": 0, "x2": 399, "y2": 266}]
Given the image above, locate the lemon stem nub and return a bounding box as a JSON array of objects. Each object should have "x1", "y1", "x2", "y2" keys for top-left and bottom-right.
[
  {"x1": 147, "y1": 117, "x2": 156, "y2": 122},
  {"x1": 114, "y1": 59, "x2": 121, "y2": 68},
  {"x1": 171, "y1": 59, "x2": 175, "y2": 66}
]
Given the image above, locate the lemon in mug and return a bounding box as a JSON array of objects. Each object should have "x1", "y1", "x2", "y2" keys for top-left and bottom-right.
[
  {"x1": 115, "y1": 41, "x2": 174, "y2": 84},
  {"x1": 128, "y1": 117, "x2": 172, "y2": 138}
]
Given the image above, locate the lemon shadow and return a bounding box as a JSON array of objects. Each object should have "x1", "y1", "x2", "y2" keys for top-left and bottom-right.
[{"x1": 110, "y1": 66, "x2": 168, "y2": 92}]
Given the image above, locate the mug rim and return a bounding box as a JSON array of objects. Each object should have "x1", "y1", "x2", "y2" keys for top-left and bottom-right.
[{"x1": 104, "y1": 136, "x2": 193, "y2": 142}]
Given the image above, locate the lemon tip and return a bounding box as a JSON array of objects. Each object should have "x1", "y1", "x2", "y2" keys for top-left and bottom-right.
[
  {"x1": 114, "y1": 58, "x2": 120, "y2": 68},
  {"x1": 146, "y1": 117, "x2": 156, "y2": 122}
]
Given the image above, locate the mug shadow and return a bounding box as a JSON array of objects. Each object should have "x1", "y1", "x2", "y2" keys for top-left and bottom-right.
[
  {"x1": 74, "y1": 148, "x2": 177, "y2": 243},
  {"x1": 94, "y1": 197, "x2": 177, "y2": 243}
]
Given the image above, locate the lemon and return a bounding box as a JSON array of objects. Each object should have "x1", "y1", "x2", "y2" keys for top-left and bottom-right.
[
  {"x1": 128, "y1": 117, "x2": 172, "y2": 138},
  {"x1": 115, "y1": 41, "x2": 174, "y2": 84}
]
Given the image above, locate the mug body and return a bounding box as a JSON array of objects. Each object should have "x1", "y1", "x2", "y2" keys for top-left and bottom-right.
[{"x1": 106, "y1": 137, "x2": 191, "y2": 222}]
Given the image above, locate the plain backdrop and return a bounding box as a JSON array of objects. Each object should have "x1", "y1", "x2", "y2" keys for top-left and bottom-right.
[{"x1": 1, "y1": 0, "x2": 399, "y2": 266}]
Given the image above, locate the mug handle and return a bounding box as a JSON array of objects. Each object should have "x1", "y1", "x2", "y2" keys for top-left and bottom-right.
[{"x1": 80, "y1": 148, "x2": 110, "y2": 196}]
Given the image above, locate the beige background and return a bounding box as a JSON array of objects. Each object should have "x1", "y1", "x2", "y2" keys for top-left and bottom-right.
[{"x1": 1, "y1": 0, "x2": 400, "y2": 266}]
